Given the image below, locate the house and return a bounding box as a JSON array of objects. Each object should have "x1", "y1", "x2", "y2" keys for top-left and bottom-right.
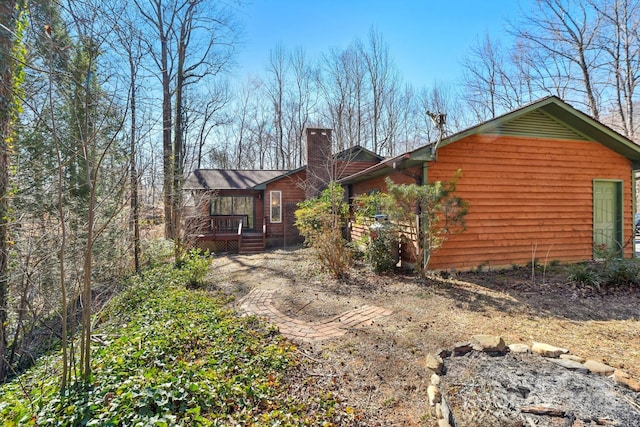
[
  {"x1": 183, "y1": 128, "x2": 383, "y2": 254},
  {"x1": 340, "y1": 96, "x2": 640, "y2": 270}
]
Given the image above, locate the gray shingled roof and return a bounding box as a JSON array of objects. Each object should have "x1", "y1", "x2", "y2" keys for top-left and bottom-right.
[{"x1": 183, "y1": 169, "x2": 288, "y2": 190}]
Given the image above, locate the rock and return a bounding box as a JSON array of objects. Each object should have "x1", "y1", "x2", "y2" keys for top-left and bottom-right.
[
  {"x1": 584, "y1": 360, "x2": 615, "y2": 376},
  {"x1": 551, "y1": 358, "x2": 589, "y2": 373},
  {"x1": 452, "y1": 342, "x2": 473, "y2": 356},
  {"x1": 471, "y1": 335, "x2": 507, "y2": 354},
  {"x1": 437, "y1": 419, "x2": 451, "y2": 427},
  {"x1": 613, "y1": 369, "x2": 630, "y2": 380},
  {"x1": 508, "y1": 343, "x2": 530, "y2": 353},
  {"x1": 531, "y1": 342, "x2": 569, "y2": 358},
  {"x1": 427, "y1": 384, "x2": 441, "y2": 406},
  {"x1": 613, "y1": 369, "x2": 640, "y2": 392},
  {"x1": 426, "y1": 353, "x2": 444, "y2": 374},
  {"x1": 560, "y1": 354, "x2": 585, "y2": 363},
  {"x1": 431, "y1": 373, "x2": 441, "y2": 386},
  {"x1": 435, "y1": 403, "x2": 443, "y2": 418}
]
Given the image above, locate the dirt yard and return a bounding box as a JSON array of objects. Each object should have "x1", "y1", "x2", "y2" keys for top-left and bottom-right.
[{"x1": 211, "y1": 247, "x2": 640, "y2": 426}]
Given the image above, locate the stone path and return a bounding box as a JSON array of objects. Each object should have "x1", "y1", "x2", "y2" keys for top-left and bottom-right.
[{"x1": 238, "y1": 288, "x2": 393, "y2": 342}]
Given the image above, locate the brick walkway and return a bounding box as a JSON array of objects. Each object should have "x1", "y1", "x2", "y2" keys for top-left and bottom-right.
[{"x1": 238, "y1": 289, "x2": 393, "y2": 342}]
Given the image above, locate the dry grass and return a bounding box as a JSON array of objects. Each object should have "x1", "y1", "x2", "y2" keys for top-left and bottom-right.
[{"x1": 212, "y1": 247, "x2": 640, "y2": 426}]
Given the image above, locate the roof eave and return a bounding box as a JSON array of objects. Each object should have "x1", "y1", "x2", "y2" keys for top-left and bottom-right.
[
  {"x1": 410, "y1": 96, "x2": 640, "y2": 163},
  {"x1": 338, "y1": 154, "x2": 422, "y2": 185}
]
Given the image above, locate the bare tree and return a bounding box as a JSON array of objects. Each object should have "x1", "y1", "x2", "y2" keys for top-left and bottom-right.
[
  {"x1": 265, "y1": 44, "x2": 288, "y2": 169},
  {"x1": 134, "y1": 0, "x2": 239, "y2": 251},
  {"x1": 459, "y1": 33, "x2": 535, "y2": 121},
  {"x1": 134, "y1": 0, "x2": 173, "y2": 238},
  {"x1": 107, "y1": 2, "x2": 145, "y2": 273},
  {"x1": 184, "y1": 82, "x2": 230, "y2": 170},
  {"x1": 512, "y1": 0, "x2": 604, "y2": 119},
  {"x1": 461, "y1": 34, "x2": 502, "y2": 120},
  {"x1": 287, "y1": 47, "x2": 317, "y2": 167},
  {"x1": 361, "y1": 28, "x2": 399, "y2": 155},
  {"x1": 319, "y1": 44, "x2": 367, "y2": 151},
  {"x1": 590, "y1": 0, "x2": 640, "y2": 137}
]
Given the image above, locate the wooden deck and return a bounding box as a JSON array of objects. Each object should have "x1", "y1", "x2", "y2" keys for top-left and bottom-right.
[{"x1": 187, "y1": 215, "x2": 266, "y2": 254}]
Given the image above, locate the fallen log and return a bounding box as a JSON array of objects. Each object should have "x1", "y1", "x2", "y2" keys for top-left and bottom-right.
[{"x1": 520, "y1": 405, "x2": 566, "y2": 417}]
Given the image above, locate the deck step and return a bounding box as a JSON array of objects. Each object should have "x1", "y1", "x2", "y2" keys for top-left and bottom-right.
[{"x1": 239, "y1": 233, "x2": 265, "y2": 254}]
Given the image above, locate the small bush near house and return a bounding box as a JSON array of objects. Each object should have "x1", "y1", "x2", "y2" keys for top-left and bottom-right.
[
  {"x1": 366, "y1": 225, "x2": 398, "y2": 273},
  {"x1": 566, "y1": 262, "x2": 602, "y2": 290},
  {"x1": 176, "y1": 248, "x2": 212, "y2": 288},
  {"x1": 353, "y1": 192, "x2": 397, "y2": 273},
  {"x1": 313, "y1": 226, "x2": 352, "y2": 278},
  {"x1": 295, "y1": 182, "x2": 352, "y2": 278},
  {"x1": 602, "y1": 257, "x2": 640, "y2": 287},
  {"x1": 567, "y1": 256, "x2": 640, "y2": 290}
]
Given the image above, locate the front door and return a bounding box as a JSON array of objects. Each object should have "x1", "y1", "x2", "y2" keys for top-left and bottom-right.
[{"x1": 593, "y1": 180, "x2": 622, "y2": 256}]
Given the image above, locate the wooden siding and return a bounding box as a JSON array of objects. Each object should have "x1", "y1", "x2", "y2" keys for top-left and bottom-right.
[
  {"x1": 425, "y1": 134, "x2": 634, "y2": 270},
  {"x1": 265, "y1": 170, "x2": 306, "y2": 247},
  {"x1": 336, "y1": 160, "x2": 381, "y2": 180},
  {"x1": 351, "y1": 167, "x2": 422, "y2": 195}
]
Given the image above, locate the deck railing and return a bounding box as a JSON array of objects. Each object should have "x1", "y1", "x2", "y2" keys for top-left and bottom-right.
[{"x1": 210, "y1": 215, "x2": 248, "y2": 234}]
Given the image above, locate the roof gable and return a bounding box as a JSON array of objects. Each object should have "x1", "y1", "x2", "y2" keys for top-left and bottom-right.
[
  {"x1": 335, "y1": 145, "x2": 384, "y2": 162},
  {"x1": 485, "y1": 109, "x2": 589, "y2": 141}
]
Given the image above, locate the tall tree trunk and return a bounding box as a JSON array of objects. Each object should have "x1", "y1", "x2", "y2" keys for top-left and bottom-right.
[
  {"x1": 129, "y1": 52, "x2": 140, "y2": 272},
  {"x1": 48, "y1": 36, "x2": 70, "y2": 390},
  {"x1": 0, "y1": 0, "x2": 17, "y2": 382},
  {"x1": 173, "y1": 64, "x2": 184, "y2": 257},
  {"x1": 79, "y1": 51, "x2": 95, "y2": 381},
  {"x1": 157, "y1": 3, "x2": 173, "y2": 240}
]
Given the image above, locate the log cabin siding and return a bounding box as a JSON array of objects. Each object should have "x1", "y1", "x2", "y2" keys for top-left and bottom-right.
[
  {"x1": 265, "y1": 170, "x2": 306, "y2": 247},
  {"x1": 336, "y1": 160, "x2": 382, "y2": 179},
  {"x1": 425, "y1": 134, "x2": 633, "y2": 270},
  {"x1": 351, "y1": 167, "x2": 423, "y2": 195}
]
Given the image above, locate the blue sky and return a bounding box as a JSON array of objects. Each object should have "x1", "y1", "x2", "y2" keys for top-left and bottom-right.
[{"x1": 235, "y1": 0, "x2": 528, "y2": 87}]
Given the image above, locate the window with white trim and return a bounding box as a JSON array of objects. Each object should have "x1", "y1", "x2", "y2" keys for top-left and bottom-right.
[{"x1": 270, "y1": 191, "x2": 282, "y2": 223}]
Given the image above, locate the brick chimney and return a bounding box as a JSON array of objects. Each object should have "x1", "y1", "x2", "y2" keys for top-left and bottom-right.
[{"x1": 305, "y1": 128, "x2": 332, "y2": 199}]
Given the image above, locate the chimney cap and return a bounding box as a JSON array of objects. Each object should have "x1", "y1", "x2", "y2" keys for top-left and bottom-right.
[{"x1": 306, "y1": 127, "x2": 332, "y2": 136}]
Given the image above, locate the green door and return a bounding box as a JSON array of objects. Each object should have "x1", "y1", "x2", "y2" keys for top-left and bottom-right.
[{"x1": 593, "y1": 180, "x2": 622, "y2": 255}]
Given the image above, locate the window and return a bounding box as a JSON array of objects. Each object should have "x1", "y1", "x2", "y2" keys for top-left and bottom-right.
[
  {"x1": 270, "y1": 191, "x2": 282, "y2": 223},
  {"x1": 210, "y1": 196, "x2": 254, "y2": 228}
]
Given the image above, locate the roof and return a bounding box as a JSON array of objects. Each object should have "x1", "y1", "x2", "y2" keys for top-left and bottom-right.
[
  {"x1": 251, "y1": 145, "x2": 385, "y2": 189},
  {"x1": 185, "y1": 144, "x2": 385, "y2": 191},
  {"x1": 183, "y1": 169, "x2": 288, "y2": 190},
  {"x1": 340, "y1": 96, "x2": 640, "y2": 184},
  {"x1": 335, "y1": 145, "x2": 384, "y2": 162}
]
